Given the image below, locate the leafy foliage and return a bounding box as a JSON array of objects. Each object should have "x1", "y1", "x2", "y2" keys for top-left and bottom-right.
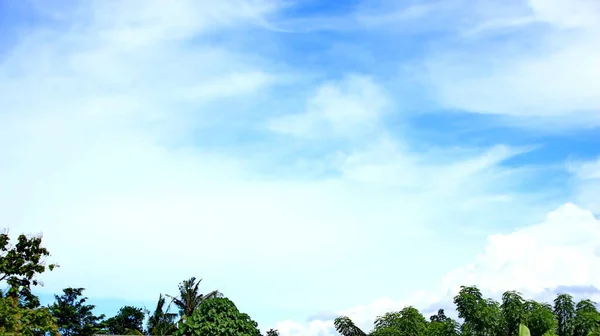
[
  {"x1": 372, "y1": 306, "x2": 428, "y2": 336},
  {"x1": 102, "y1": 305, "x2": 145, "y2": 335},
  {"x1": 502, "y1": 291, "x2": 526, "y2": 336},
  {"x1": 334, "y1": 316, "x2": 368, "y2": 336},
  {"x1": 573, "y1": 299, "x2": 600, "y2": 336},
  {"x1": 0, "y1": 232, "x2": 59, "y2": 335},
  {"x1": 173, "y1": 297, "x2": 261, "y2": 336},
  {"x1": 523, "y1": 300, "x2": 557, "y2": 336},
  {"x1": 0, "y1": 232, "x2": 58, "y2": 308},
  {"x1": 554, "y1": 294, "x2": 576, "y2": 336},
  {"x1": 334, "y1": 288, "x2": 598, "y2": 336},
  {"x1": 454, "y1": 285, "x2": 502, "y2": 335},
  {"x1": 0, "y1": 294, "x2": 59, "y2": 335},
  {"x1": 265, "y1": 328, "x2": 281, "y2": 336},
  {"x1": 428, "y1": 310, "x2": 461, "y2": 336},
  {"x1": 48, "y1": 287, "x2": 105, "y2": 336}
]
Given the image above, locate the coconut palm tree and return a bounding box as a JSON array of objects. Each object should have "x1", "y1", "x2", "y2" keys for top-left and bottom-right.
[
  {"x1": 166, "y1": 277, "x2": 221, "y2": 321},
  {"x1": 146, "y1": 294, "x2": 177, "y2": 335}
]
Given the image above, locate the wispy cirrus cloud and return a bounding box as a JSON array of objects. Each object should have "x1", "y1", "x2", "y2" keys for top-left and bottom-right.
[
  {"x1": 268, "y1": 75, "x2": 388, "y2": 139},
  {"x1": 416, "y1": 0, "x2": 600, "y2": 126}
]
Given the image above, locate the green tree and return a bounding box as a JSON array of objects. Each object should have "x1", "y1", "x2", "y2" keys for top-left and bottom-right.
[
  {"x1": 334, "y1": 316, "x2": 368, "y2": 336},
  {"x1": 502, "y1": 291, "x2": 526, "y2": 336},
  {"x1": 48, "y1": 287, "x2": 105, "y2": 336},
  {"x1": 265, "y1": 328, "x2": 280, "y2": 336},
  {"x1": 103, "y1": 305, "x2": 145, "y2": 335},
  {"x1": 454, "y1": 285, "x2": 501, "y2": 335},
  {"x1": 173, "y1": 297, "x2": 261, "y2": 336},
  {"x1": 573, "y1": 299, "x2": 600, "y2": 336},
  {"x1": 372, "y1": 306, "x2": 428, "y2": 336},
  {"x1": 167, "y1": 277, "x2": 221, "y2": 321},
  {"x1": 523, "y1": 300, "x2": 557, "y2": 336},
  {"x1": 553, "y1": 294, "x2": 575, "y2": 336},
  {"x1": 146, "y1": 294, "x2": 177, "y2": 336},
  {"x1": 0, "y1": 231, "x2": 59, "y2": 335},
  {"x1": 0, "y1": 294, "x2": 59, "y2": 335},
  {"x1": 484, "y1": 298, "x2": 505, "y2": 336},
  {"x1": 0, "y1": 232, "x2": 58, "y2": 308},
  {"x1": 430, "y1": 309, "x2": 447, "y2": 323},
  {"x1": 428, "y1": 309, "x2": 461, "y2": 336}
]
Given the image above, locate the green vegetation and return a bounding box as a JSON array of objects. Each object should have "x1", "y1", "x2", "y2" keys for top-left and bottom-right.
[
  {"x1": 334, "y1": 286, "x2": 600, "y2": 336},
  {"x1": 1, "y1": 231, "x2": 600, "y2": 336},
  {"x1": 173, "y1": 297, "x2": 261, "y2": 336}
]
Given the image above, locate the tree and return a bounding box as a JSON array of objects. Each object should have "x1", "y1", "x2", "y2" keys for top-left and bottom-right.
[
  {"x1": 428, "y1": 309, "x2": 461, "y2": 336},
  {"x1": 502, "y1": 291, "x2": 526, "y2": 336},
  {"x1": 484, "y1": 298, "x2": 505, "y2": 336},
  {"x1": 0, "y1": 294, "x2": 60, "y2": 335},
  {"x1": 147, "y1": 294, "x2": 177, "y2": 336},
  {"x1": 553, "y1": 294, "x2": 575, "y2": 336},
  {"x1": 0, "y1": 232, "x2": 58, "y2": 308},
  {"x1": 334, "y1": 316, "x2": 368, "y2": 336},
  {"x1": 103, "y1": 305, "x2": 145, "y2": 335},
  {"x1": 167, "y1": 277, "x2": 221, "y2": 320},
  {"x1": 523, "y1": 300, "x2": 557, "y2": 336},
  {"x1": 48, "y1": 287, "x2": 105, "y2": 336},
  {"x1": 173, "y1": 297, "x2": 261, "y2": 336},
  {"x1": 372, "y1": 307, "x2": 428, "y2": 336},
  {"x1": 573, "y1": 299, "x2": 600, "y2": 336},
  {"x1": 0, "y1": 231, "x2": 59, "y2": 335},
  {"x1": 265, "y1": 328, "x2": 280, "y2": 336},
  {"x1": 430, "y1": 309, "x2": 447, "y2": 323},
  {"x1": 454, "y1": 285, "x2": 501, "y2": 335}
]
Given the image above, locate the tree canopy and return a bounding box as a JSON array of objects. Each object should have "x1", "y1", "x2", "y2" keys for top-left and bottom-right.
[
  {"x1": 102, "y1": 305, "x2": 146, "y2": 335},
  {"x1": 334, "y1": 286, "x2": 600, "y2": 336},
  {"x1": 48, "y1": 287, "x2": 105, "y2": 336},
  {"x1": 0, "y1": 231, "x2": 57, "y2": 307},
  {"x1": 173, "y1": 297, "x2": 261, "y2": 336},
  {"x1": 0, "y1": 231, "x2": 59, "y2": 335}
]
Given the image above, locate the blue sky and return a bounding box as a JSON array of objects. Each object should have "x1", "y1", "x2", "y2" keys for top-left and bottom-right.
[{"x1": 1, "y1": 0, "x2": 599, "y2": 335}]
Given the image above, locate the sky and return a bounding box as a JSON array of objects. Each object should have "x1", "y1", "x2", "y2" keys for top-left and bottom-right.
[{"x1": 0, "y1": 0, "x2": 599, "y2": 335}]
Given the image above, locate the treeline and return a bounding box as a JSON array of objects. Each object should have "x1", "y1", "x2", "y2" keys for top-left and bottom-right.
[
  {"x1": 0, "y1": 232, "x2": 278, "y2": 336},
  {"x1": 2, "y1": 232, "x2": 600, "y2": 336},
  {"x1": 334, "y1": 287, "x2": 600, "y2": 336}
]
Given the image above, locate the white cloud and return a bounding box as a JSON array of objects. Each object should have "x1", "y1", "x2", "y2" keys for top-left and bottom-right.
[
  {"x1": 0, "y1": 0, "x2": 285, "y2": 299},
  {"x1": 441, "y1": 203, "x2": 600, "y2": 296},
  {"x1": 268, "y1": 75, "x2": 388, "y2": 138},
  {"x1": 569, "y1": 157, "x2": 600, "y2": 214},
  {"x1": 276, "y1": 203, "x2": 600, "y2": 336},
  {"x1": 416, "y1": 0, "x2": 600, "y2": 125}
]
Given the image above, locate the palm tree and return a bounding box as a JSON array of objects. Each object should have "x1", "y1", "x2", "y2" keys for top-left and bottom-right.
[
  {"x1": 166, "y1": 277, "x2": 221, "y2": 321},
  {"x1": 147, "y1": 294, "x2": 177, "y2": 335}
]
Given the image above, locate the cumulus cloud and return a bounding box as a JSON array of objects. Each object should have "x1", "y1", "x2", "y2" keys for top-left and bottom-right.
[{"x1": 441, "y1": 203, "x2": 600, "y2": 297}]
